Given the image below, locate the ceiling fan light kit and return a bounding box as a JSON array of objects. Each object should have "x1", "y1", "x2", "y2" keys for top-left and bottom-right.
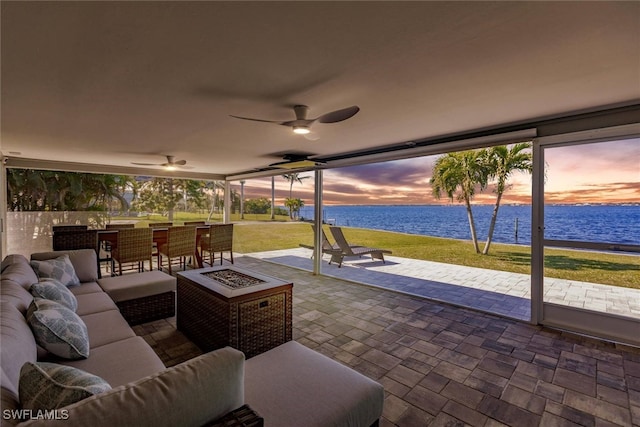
[{"x1": 292, "y1": 126, "x2": 310, "y2": 135}]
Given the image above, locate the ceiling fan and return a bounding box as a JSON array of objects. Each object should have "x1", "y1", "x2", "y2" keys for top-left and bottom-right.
[
  {"x1": 230, "y1": 105, "x2": 359, "y2": 139},
  {"x1": 131, "y1": 155, "x2": 191, "y2": 170},
  {"x1": 269, "y1": 153, "x2": 326, "y2": 169}
]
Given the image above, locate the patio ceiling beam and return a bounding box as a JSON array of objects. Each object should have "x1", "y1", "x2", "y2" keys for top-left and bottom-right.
[{"x1": 225, "y1": 102, "x2": 639, "y2": 182}]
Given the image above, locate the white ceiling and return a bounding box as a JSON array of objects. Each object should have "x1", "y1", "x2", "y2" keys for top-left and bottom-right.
[{"x1": 2, "y1": 1, "x2": 639, "y2": 178}]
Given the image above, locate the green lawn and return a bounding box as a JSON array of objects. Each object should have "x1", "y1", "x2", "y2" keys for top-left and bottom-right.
[
  {"x1": 112, "y1": 215, "x2": 639, "y2": 289},
  {"x1": 233, "y1": 222, "x2": 639, "y2": 290}
]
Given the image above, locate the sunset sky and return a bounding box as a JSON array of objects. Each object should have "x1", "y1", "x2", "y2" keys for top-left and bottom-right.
[{"x1": 238, "y1": 139, "x2": 640, "y2": 206}]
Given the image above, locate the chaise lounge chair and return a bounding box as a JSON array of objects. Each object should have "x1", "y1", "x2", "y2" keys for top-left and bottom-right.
[
  {"x1": 329, "y1": 226, "x2": 392, "y2": 267},
  {"x1": 299, "y1": 224, "x2": 349, "y2": 259}
]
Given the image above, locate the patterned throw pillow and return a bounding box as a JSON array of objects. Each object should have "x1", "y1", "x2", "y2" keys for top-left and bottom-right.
[
  {"x1": 19, "y1": 361, "x2": 111, "y2": 411},
  {"x1": 30, "y1": 254, "x2": 80, "y2": 287},
  {"x1": 30, "y1": 278, "x2": 78, "y2": 311},
  {"x1": 27, "y1": 299, "x2": 89, "y2": 359}
]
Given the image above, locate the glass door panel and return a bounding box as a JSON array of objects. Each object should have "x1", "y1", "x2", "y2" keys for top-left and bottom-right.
[{"x1": 538, "y1": 135, "x2": 640, "y2": 345}]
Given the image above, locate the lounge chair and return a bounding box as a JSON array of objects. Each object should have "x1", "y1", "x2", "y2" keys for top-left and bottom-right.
[
  {"x1": 299, "y1": 224, "x2": 344, "y2": 259},
  {"x1": 329, "y1": 226, "x2": 392, "y2": 267}
]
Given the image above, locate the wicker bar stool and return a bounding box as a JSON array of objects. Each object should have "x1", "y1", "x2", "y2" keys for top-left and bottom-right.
[
  {"x1": 148, "y1": 223, "x2": 172, "y2": 262},
  {"x1": 111, "y1": 228, "x2": 154, "y2": 275},
  {"x1": 201, "y1": 223, "x2": 234, "y2": 265},
  {"x1": 102, "y1": 224, "x2": 136, "y2": 273},
  {"x1": 157, "y1": 226, "x2": 196, "y2": 275}
]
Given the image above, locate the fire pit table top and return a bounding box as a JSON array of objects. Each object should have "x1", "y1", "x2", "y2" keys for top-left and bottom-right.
[{"x1": 177, "y1": 266, "x2": 291, "y2": 299}]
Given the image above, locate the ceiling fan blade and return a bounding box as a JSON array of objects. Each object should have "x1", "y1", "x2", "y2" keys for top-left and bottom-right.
[
  {"x1": 131, "y1": 162, "x2": 160, "y2": 166},
  {"x1": 316, "y1": 106, "x2": 360, "y2": 123},
  {"x1": 174, "y1": 160, "x2": 187, "y2": 165},
  {"x1": 229, "y1": 115, "x2": 281, "y2": 124}
]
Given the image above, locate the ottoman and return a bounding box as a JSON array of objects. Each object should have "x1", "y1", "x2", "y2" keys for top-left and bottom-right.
[
  {"x1": 98, "y1": 270, "x2": 177, "y2": 325},
  {"x1": 245, "y1": 341, "x2": 384, "y2": 427}
]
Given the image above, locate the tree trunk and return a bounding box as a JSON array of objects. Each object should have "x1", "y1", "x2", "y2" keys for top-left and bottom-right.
[
  {"x1": 206, "y1": 198, "x2": 215, "y2": 222},
  {"x1": 271, "y1": 177, "x2": 275, "y2": 220},
  {"x1": 482, "y1": 191, "x2": 503, "y2": 255},
  {"x1": 289, "y1": 182, "x2": 294, "y2": 219},
  {"x1": 167, "y1": 179, "x2": 174, "y2": 222},
  {"x1": 464, "y1": 198, "x2": 480, "y2": 253}
]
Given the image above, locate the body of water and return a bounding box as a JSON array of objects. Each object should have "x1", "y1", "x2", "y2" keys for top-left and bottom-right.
[{"x1": 298, "y1": 205, "x2": 640, "y2": 246}]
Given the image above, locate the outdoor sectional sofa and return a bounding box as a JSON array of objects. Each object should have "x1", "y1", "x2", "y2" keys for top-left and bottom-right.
[{"x1": 1, "y1": 249, "x2": 384, "y2": 426}]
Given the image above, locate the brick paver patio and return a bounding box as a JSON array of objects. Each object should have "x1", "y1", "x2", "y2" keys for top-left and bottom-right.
[{"x1": 137, "y1": 254, "x2": 640, "y2": 426}]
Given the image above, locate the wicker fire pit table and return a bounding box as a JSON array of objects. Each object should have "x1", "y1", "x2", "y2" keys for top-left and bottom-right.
[{"x1": 177, "y1": 266, "x2": 292, "y2": 358}]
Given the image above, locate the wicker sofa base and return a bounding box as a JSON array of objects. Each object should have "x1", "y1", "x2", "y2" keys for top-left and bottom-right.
[{"x1": 116, "y1": 290, "x2": 176, "y2": 325}]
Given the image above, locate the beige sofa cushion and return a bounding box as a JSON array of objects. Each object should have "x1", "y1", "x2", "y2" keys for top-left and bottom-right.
[
  {"x1": 74, "y1": 292, "x2": 118, "y2": 316},
  {"x1": 1, "y1": 367, "x2": 21, "y2": 426},
  {"x1": 80, "y1": 310, "x2": 135, "y2": 349},
  {"x1": 1, "y1": 255, "x2": 38, "y2": 287},
  {"x1": 1, "y1": 256, "x2": 39, "y2": 314},
  {"x1": 31, "y1": 250, "x2": 98, "y2": 283},
  {"x1": 1, "y1": 280, "x2": 34, "y2": 315},
  {"x1": 0, "y1": 302, "x2": 38, "y2": 397},
  {"x1": 58, "y1": 337, "x2": 164, "y2": 388},
  {"x1": 97, "y1": 270, "x2": 176, "y2": 302},
  {"x1": 68, "y1": 282, "x2": 103, "y2": 295},
  {"x1": 21, "y1": 347, "x2": 245, "y2": 427},
  {"x1": 245, "y1": 341, "x2": 384, "y2": 427},
  {"x1": 2, "y1": 254, "x2": 31, "y2": 272}
]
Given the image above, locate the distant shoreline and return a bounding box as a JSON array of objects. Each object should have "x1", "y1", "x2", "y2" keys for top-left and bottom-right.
[{"x1": 298, "y1": 204, "x2": 640, "y2": 246}]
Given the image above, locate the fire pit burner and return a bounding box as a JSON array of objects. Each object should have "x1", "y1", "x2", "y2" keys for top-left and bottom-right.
[{"x1": 200, "y1": 269, "x2": 266, "y2": 289}]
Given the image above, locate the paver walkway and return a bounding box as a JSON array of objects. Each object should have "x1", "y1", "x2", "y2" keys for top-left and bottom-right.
[{"x1": 246, "y1": 248, "x2": 640, "y2": 321}]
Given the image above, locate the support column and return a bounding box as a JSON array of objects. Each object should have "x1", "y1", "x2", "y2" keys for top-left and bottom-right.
[
  {"x1": 530, "y1": 139, "x2": 544, "y2": 325},
  {"x1": 313, "y1": 170, "x2": 323, "y2": 275}
]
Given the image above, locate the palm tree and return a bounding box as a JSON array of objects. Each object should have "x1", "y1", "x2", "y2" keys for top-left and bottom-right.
[
  {"x1": 430, "y1": 150, "x2": 489, "y2": 253},
  {"x1": 284, "y1": 198, "x2": 305, "y2": 220},
  {"x1": 282, "y1": 173, "x2": 310, "y2": 219},
  {"x1": 206, "y1": 180, "x2": 225, "y2": 222},
  {"x1": 482, "y1": 143, "x2": 532, "y2": 254}
]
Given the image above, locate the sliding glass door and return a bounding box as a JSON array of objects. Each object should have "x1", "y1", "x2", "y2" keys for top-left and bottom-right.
[{"x1": 532, "y1": 125, "x2": 640, "y2": 346}]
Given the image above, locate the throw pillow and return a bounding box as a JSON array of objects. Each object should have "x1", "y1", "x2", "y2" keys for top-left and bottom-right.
[
  {"x1": 19, "y1": 361, "x2": 111, "y2": 412},
  {"x1": 30, "y1": 254, "x2": 80, "y2": 287},
  {"x1": 30, "y1": 278, "x2": 78, "y2": 312},
  {"x1": 27, "y1": 299, "x2": 89, "y2": 359}
]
